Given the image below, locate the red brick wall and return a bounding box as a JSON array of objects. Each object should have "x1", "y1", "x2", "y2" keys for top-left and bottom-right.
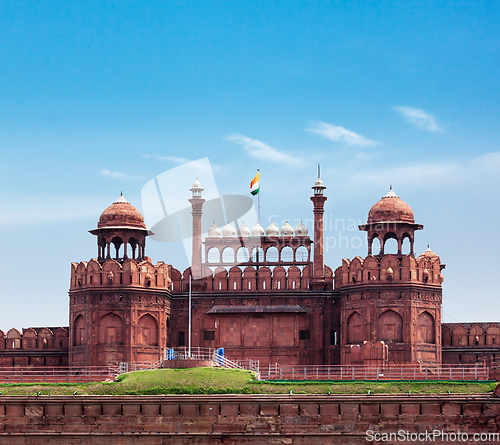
[{"x1": 0, "y1": 394, "x2": 498, "y2": 444}]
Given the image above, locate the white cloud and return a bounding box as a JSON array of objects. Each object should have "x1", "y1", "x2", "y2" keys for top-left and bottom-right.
[
  {"x1": 394, "y1": 106, "x2": 443, "y2": 132},
  {"x1": 0, "y1": 196, "x2": 104, "y2": 227},
  {"x1": 226, "y1": 134, "x2": 302, "y2": 166},
  {"x1": 350, "y1": 152, "x2": 500, "y2": 188},
  {"x1": 100, "y1": 169, "x2": 128, "y2": 179},
  {"x1": 143, "y1": 154, "x2": 190, "y2": 164},
  {"x1": 306, "y1": 121, "x2": 377, "y2": 147}
]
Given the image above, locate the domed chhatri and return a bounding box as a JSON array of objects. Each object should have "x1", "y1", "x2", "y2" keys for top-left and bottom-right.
[
  {"x1": 266, "y1": 221, "x2": 280, "y2": 237},
  {"x1": 237, "y1": 222, "x2": 250, "y2": 237},
  {"x1": 207, "y1": 222, "x2": 221, "y2": 238},
  {"x1": 251, "y1": 222, "x2": 265, "y2": 237},
  {"x1": 419, "y1": 245, "x2": 440, "y2": 260},
  {"x1": 295, "y1": 220, "x2": 308, "y2": 236},
  {"x1": 280, "y1": 221, "x2": 294, "y2": 236},
  {"x1": 367, "y1": 187, "x2": 415, "y2": 224},
  {"x1": 98, "y1": 193, "x2": 146, "y2": 229},
  {"x1": 222, "y1": 223, "x2": 236, "y2": 238}
]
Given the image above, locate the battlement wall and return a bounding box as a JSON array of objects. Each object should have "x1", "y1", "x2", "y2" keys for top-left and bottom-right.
[
  {"x1": 335, "y1": 254, "x2": 444, "y2": 289},
  {"x1": 70, "y1": 258, "x2": 171, "y2": 291}
]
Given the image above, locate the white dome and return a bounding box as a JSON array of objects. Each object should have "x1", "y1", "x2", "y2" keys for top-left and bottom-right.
[
  {"x1": 237, "y1": 222, "x2": 250, "y2": 237},
  {"x1": 314, "y1": 178, "x2": 324, "y2": 187},
  {"x1": 222, "y1": 223, "x2": 235, "y2": 237},
  {"x1": 295, "y1": 221, "x2": 308, "y2": 236},
  {"x1": 207, "y1": 222, "x2": 221, "y2": 238},
  {"x1": 251, "y1": 222, "x2": 265, "y2": 236},
  {"x1": 280, "y1": 221, "x2": 293, "y2": 236},
  {"x1": 192, "y1": 178, "x2": 202, "y2": 189},
  {"x1": 266, "y1": 221, "x2": 279, "y2": 237}
]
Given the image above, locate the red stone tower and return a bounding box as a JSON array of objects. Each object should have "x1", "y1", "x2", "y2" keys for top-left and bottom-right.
[
  {"x1": 336, "y1": 189, "x2": 444, "y2": 366},
  {"x1": 310, "y1": 176, "x2": 327, "y2": 290},
  {"x1": 69, "y1": 194, "x2": 172, "y2": 366}
]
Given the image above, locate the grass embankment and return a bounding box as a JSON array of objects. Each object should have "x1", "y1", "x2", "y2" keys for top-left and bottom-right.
[{"x1": 0, "y1": 368, "x2": 495, "y2": 396}]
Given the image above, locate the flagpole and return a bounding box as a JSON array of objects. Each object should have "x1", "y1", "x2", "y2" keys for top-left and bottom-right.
[
  {"x1": 188, "y1": 274, "x2": 192, "y2": 358},
  {"x1": 257, "y1": 168, "x2": 260, "y2": 223}
]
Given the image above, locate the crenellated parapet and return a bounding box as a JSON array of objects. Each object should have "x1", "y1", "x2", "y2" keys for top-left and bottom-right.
[
  {"x1": 169, "y1": 264, "x2": 334, "y2": 292},
  {"x1": 70, "y1": 258, "x2": 172, "y2": 290},
  {"x1": 334, "y1": 251, "x2": 444, "y2": 289},
  {"x1": 0, "y1": 327, "x2": 68, "y2": 350}
]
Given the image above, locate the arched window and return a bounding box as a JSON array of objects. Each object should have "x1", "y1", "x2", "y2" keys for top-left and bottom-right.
[
  {"x1": 295, "y1": 246, "x2": 308, "y2": 262},
  {"x1": 207, "y1": 247, "x2": 220, "y2": 263},
  {"x1": 383, "y1": 233, "x2": 398, "y2": 255},
  {"x1": 73, "y1": 315, "x2": 86, "y2": 346},
  {"x1": 250, "y1": 246, "x2": 264, "y2": 262},
  {"x1": 401, "y1": 234, "x2": 411, "y2": 255},
  {"x1": 111, "y1": 236, "x2": 124, "y2": 259},
  {"x1": 137, "y1": 314, "x2": 158, "y2": 346},
  {"x1": 98, "y1": 313, "x2": 124, "y2": 345},
  {"x1": 371, "y1": 237, "x2": 381, "y2": 255},
  {"x1": 377, "y1": 310, "x2": 403, "y2": 343},
  {"x1": 281, "y1": 246, "x2": 293, "y2": 262},
  {"x1": 417, "y1": 312, "x2": 435, "y2": 343},
  {"x1": 222, "y1": 247, "x2": 234, "y2": 263},
  {"x1": 266, "y1": 246, "x2": 279, "y2": 262},
  {"x1": 236, "y1": 247, "x2": 249, "y2": 263},
  {"x1": 128, "y1": 237, "x2": 139, "y2": 259},
  {"x1": 347, "y1": 312, "x2": 364, "y2": 344}
]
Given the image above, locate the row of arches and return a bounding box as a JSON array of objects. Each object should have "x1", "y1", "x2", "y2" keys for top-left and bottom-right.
[
  {"x1": 442, "y1": 324, "x2": 500, "y2": 347},
  {"x1": 347, "y1": 310, "x2": 435, "y2": 344},
  {"x1": 206, "y1": 245, "x2": 310, "y2": 264},
  {"x1": 97, "y1": 235, "x2": 146, "y2": 261},
  {"x1": 73, "y1": 313, "x2": 159, "y2": 347},
  {"x1": 369, "y1": 231, "x2": 414, "y2": 256}
]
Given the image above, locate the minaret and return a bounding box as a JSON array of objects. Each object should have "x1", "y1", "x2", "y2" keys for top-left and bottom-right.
[
  {"x1": 188, "y1": 179, "x2": 205, "y2": 286},
  {"x1": 310, "y1": 171, "x2": 327, "y2": 290}
]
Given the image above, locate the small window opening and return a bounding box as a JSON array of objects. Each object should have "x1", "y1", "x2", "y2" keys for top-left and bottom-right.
[{"x1": 299, "y1": 330, "x2": 310, "y2": 340}]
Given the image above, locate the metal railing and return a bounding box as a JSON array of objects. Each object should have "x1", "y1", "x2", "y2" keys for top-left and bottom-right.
[
  {"x1": 258, "y1": 363, "x2": 490, "y2": 381},
  {"x1": 0, "y1": 366, "x2": 117, "y2": 384},
  {"x1": 117, "y1": 347, "x2": 261, "y2": 377}
]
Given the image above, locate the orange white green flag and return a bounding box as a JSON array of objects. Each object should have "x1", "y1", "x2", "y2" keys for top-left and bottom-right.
[{"x1": 250, "y1": 171, "x2": 260, "y2": 196}]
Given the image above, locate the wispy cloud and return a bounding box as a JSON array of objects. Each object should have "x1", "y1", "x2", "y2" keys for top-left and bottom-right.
[
  {"x1": 100, "y1": 169, "x2": 128, "y2": 179},
  {"x1": 0, "y1": 196, "x2": 104, "y2": 227},
  {"x1": 226, "y1": 134, "x2": 302, "y2": 166},
  {"x1": 351, "y1": 152, "x2": 500, "y2": 188},
  {"x1": 306, "y1": 121, "x2": 377, "y2": 146},
  {"x1": 143, "y1": 154, "x2": 190, "y2": 164},
  {"x1": 394, "y1": 106, "x2": 443, "y2": 132}
]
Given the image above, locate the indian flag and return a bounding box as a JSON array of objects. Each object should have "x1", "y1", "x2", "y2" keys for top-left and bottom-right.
[{"x1": 250, "y1": 171, "x2": 260, "y2": 196}]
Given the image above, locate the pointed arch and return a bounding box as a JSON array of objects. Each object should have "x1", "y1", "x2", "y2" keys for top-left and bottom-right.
[
  {"x1": 417, "y1": 311, "x2": 435, "y2": 344},
  {"x1": 137, "y1": 314, "x2": 158, "y2": 346},
  {"x1": 98, "y1": 312, "x2": 124, "y2": 345},
  {"x1": 73, "y1": 315, "x2": 86, "y2": 346},
  {"x1": 347, "y1": 311, "x2": 364, "y2": 344},
  {"x1": 377, "y1": 310, "x2": 403, "y2": 343}
]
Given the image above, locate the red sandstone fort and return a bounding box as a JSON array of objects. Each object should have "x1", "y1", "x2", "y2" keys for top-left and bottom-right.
[{"x1": 0, "y1": 177, "x2": 497, "y2": 369}]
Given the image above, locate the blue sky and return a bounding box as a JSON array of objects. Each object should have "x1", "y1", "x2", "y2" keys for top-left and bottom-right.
[{"x1": 0, "y1": 0, "x2": 499, "y2": 328}]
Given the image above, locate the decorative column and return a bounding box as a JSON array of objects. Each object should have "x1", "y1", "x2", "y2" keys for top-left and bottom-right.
[
  {"x1": 188, "y1": 179, "x2": 206, "y2": 288},
  {"x1": 310, "y1": 176, "x2": 327, "y2": 290}
]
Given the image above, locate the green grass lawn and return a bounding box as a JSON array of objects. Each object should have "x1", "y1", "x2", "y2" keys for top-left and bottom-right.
[{"x1": 0, "y1": 368, "x2": 495, "y2": 396}]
